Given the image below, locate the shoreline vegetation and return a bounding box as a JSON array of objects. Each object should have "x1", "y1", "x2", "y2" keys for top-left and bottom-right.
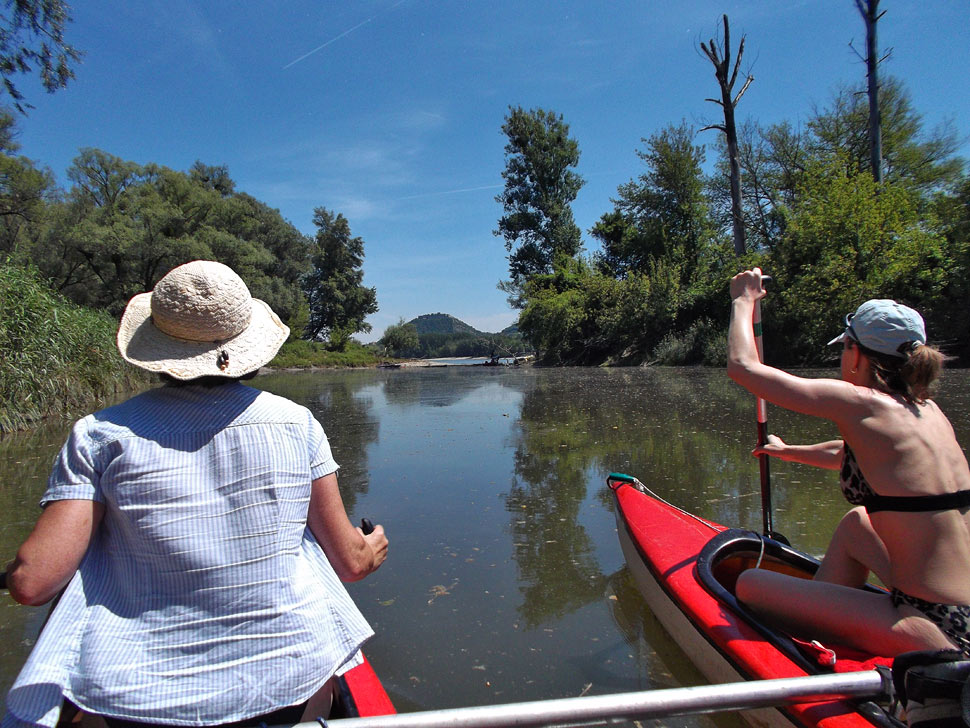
[
  {"x1": 0, "y1": 263, "x2": 384, "y2": 433},
  {"x1": 0, "y1": 263, "x2": 152, "y2": 433},
  {"x1": 0, "y1": 263, "x2": 529, "y2": 433}
]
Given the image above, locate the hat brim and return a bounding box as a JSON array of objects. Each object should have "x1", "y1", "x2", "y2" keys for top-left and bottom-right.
[
  {"x1": 117, "y1": 293, "x2": 290, "y2": 380},
  {"x1": 827, "y1": 331, "x2": 848, "y2": 347}
]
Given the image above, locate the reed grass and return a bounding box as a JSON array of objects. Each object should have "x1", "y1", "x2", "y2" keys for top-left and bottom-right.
[{"x1": 0, "y1": 262, "x2": 150, "y2": 433}]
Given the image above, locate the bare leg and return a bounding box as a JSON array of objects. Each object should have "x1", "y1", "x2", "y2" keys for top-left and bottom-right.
[
  {"x1": 736, "y1": 568, "x2": 954, "y2": 655},
  {"x1": 814, "y1": 506, "x2": 891, "y2": 587},
  {"x1": 301, "y1": 678, "x2": 337, "y2": 722}
]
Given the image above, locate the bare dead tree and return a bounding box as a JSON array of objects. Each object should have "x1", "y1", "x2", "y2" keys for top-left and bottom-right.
[
  {"x1": 700, "y1": 14, "x2": 754, "y2": 257},
  {"x1": 852, "y1": 0, "x2": 888, "y2": 183}
]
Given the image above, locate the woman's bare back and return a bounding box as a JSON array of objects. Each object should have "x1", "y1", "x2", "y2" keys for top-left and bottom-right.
[{"x1": 840, "y1": 393, "x2": 970, "y2": 604}]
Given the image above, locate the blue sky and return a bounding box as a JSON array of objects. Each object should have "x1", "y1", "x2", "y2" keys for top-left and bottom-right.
[{"x1": 10, "y1": 1, "x2": 969, "y2": 342}]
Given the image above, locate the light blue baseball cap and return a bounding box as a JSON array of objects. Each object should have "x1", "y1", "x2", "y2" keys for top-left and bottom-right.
[{"x1": 827, "y1": 299, "x2": 926, "y2": 358}]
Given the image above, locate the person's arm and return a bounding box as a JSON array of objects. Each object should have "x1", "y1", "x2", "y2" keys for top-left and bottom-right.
[
  {"x1": 727, "y1": 268, "x2": 863, "y2": 422},
  {"x1": 753, "y1": 435, "x2": 844, "y2": 470},
  {"x1": 6, "y1": 499, "x2": 104, "y2": 606},
  {"x1": 307, "y1": 473, "x2": 387, "y2": 582}
]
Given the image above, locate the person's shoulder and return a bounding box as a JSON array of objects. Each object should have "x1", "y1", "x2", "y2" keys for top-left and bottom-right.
[{"x1": 241, "y1": 385, "x2": 313, "y2": 423}]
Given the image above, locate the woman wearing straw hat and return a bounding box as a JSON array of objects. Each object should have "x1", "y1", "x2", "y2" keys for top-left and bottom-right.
[
  {"x1": 4, "y1": 260, "x2": 388, "y2": 728},
  {"x1": 728, "y1": 267, "x2": 970, "y2": 657}
]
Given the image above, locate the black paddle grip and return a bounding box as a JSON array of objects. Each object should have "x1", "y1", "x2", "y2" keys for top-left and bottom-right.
[
  {"x1": 360, "y1": 518, "x2": 375, "y2": 535},
  {"x1": 0, "y1": 571, "x2": 5, "y2": 590}
]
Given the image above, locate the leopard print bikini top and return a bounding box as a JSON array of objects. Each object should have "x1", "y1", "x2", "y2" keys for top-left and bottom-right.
[{"x1": 840, "y1": 442, "x2": 970, "y2": 513}]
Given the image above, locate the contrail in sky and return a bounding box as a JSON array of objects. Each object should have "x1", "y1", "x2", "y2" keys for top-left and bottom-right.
[
  {"x1": 283, "y1": 0, "x2": 407, "y2": 70},
  {"x1": 399, "y1": 184, "x2": 502, "y2": 201}
]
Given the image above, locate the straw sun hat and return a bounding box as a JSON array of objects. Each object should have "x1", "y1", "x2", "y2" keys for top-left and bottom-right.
[{"x1": 117, "y1": 260, "x2": 290, "y2": 380}]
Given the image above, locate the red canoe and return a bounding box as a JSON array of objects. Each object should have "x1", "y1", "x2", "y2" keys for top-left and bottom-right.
[
  {"x1": 608, "y1": 473, "x2": 898, "y2": 728},
  {"x1": 336, "y1": 653, "x2": 397, "y2": 718}
]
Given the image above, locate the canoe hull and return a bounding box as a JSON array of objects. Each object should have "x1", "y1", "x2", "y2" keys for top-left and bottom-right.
[
  {"x1": 614, "y1": 494, "x2": 786, "y2": 728},
  {"x1": 611, "y1": 476, "x2": 894, "y2": 728},
  {"x1": 339, "y1": 653, "x2": 396, "y2": 717}
]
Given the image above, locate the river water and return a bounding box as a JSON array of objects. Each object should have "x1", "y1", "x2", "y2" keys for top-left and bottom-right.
[{"x1": 4, "y1": 366, "x2": 970, "y2": 726}]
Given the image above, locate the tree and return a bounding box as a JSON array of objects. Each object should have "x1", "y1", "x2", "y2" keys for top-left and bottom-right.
[
  {"x1": 0, "y1": 0, "x2": 83, "y2": 113},
  {"x1": 303, "y1": 207, "x2": 378, "y2": 348},
  {"x1": 495, "y1": 106, "x2": 584, "y2": 306},
  {"x1": 593, "y1": 122, "x2": 713, "y2": 280},
  {"x1": 700, "y1": 14, "x2": 753, "y2": 256},
  {"x1": 808, "y1": 77, "x2": 962, "y2": 195},
  {"x1": 770, "y1": 155, "x2": 950, "y2": 363},
  {"x1": 379, "y1": 318, "x2": 418, "y2": 358},
  {"x1": 32, "y1": 150, "x2": 311, "y2": 327},
  {"x1": 708, "y1": 120, "x2": 808, "y2": 252},
  {"x1": 0, "y1": 110, "x2": 54, "y2": 256},
  {"x1": 853, "y1": 0, "x2": 885, "y2": 183}
]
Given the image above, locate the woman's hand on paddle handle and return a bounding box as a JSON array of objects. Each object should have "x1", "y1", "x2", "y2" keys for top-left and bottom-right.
[
  {"x1": 309, "y1": 473, "x2": 388, "y2": 581},
  {"x1": 752, "y1": 437, "x2": 845, "y2": 470},
  {"x1": 730, "y1": 268, "x2": 768, "y2": 303},
  {"x1": 752, "y1": 434, "x2": 787, "y2": 459},
  {"x1": 358, "y1": 521, "x2": 388, "y2": 572}
]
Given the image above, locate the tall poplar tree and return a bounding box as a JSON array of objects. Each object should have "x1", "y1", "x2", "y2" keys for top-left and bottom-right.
[
  {"x1": 303, "y1": 207, "x2": 378, "y2": 348},
  {"x1": 495, "y1": 106, "x2": 584, "y2": 307}
]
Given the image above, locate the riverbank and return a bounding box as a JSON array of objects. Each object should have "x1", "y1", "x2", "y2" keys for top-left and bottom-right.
[{"x1": 0, "y1": 264, "x2": 152, "y2": 434}]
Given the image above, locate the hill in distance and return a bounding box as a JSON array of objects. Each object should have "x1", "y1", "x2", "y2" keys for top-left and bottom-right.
[
  {"x1": 406, "y1": 313, "x2": 483, "y2": 335},
  {"x1": 405, "y1": 313, "x2": 523, "y2": 341}
]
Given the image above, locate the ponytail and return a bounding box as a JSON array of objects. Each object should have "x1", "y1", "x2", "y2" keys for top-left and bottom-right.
[{"x1": 863, "y1": 343, "x2": 948, "y2": 404}]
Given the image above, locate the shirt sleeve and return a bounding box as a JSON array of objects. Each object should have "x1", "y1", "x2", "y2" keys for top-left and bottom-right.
[
  {"x1": 40, "y1": 416, "x2": 104, "y2": 507},
  {"x1": 307, "y1": 411, "x2": 339, "y2": 480}
]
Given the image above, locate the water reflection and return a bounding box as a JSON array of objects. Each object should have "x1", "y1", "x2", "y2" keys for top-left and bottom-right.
[{"x1": 2, "y1": 367, "x2": 970, "y2": 727}]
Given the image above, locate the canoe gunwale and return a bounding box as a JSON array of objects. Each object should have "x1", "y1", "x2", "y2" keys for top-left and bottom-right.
[{"x1": 696, "y1": 529, "x2": 825, "y2": 676}]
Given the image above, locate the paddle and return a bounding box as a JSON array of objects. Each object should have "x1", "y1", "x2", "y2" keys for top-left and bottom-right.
[{"x1": 753, "y1": 275, "x2": 787, "y2": 544}]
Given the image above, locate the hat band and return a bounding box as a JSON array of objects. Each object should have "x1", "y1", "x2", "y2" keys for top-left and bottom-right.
[{"x1": 150, "y1": 305, "x2": 252, "y2": 343}]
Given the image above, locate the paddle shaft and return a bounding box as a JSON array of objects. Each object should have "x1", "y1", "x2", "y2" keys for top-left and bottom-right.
[
  {"x1": 315, "y1": 670, "x2": 888, "y2": 728},
  {"x1": 753, "y1": 285, "x2": 773, "y2": 538}
]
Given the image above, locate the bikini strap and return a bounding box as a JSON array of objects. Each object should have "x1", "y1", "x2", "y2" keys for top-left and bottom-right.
[{"x1": 864, "y1": 489, "x2": 970, "y2": 514}]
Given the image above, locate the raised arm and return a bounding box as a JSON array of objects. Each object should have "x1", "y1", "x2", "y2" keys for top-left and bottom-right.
[
  {"x1": 727, "y1": 269, "x2": 863, "y2": 422},
  {"x1": 7, "y1": 499, "x2": 104, "y2": 606},
  {"x1": 307, "y1": 472, "x2": 387, "y2": 582},
  {"x1": 753, "y1": 435, "x2": 845, "y2": 470}
]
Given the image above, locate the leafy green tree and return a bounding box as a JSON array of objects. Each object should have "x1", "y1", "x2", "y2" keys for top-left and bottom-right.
[
  {"x1": 190, "y1": 161, "x2": 235, "y2": 197},
  {"x1": 0, "y1": 0, "x2": 82, "y2": 113},
  {"x1": 303, "y1": 207, "x2": 378, "y2": 349},
  {"x1": 379, "y1": 318, "x2": 419, "y2": 357},
  {"x1": 593, "y1": 122, "x2": 714, "y2": 282},
  {"x1": 0, "y1": 110, "x2": 54, "y2": 256},
  {"x1": 930, "y1": 176, "x2": 970, "y2": 362},
  {"x1": 709, "y1": 120, "x2": 807, "y2": 252},
  {"x1": 808, "y1": 77, "x2": 963, "y2": 194},
  {"x1": 770, "y1": 155, "x2": 950, "y2": 363},
  {"x1": 33, "y1": 150, "x2": 311, "y2": 330},
  {"x1": 495, "y1": 106, "x2": 584, "y2": 306}
]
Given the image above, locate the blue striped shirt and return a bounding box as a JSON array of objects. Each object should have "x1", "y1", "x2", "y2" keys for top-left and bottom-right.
[{"x1": 3, "y1": 382, "x2": 373, "y2": 728}]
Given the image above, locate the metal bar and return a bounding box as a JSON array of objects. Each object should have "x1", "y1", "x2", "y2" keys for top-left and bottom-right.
[{"x1": 300, "y1": 670, "x2": 888, "y2": 728}]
